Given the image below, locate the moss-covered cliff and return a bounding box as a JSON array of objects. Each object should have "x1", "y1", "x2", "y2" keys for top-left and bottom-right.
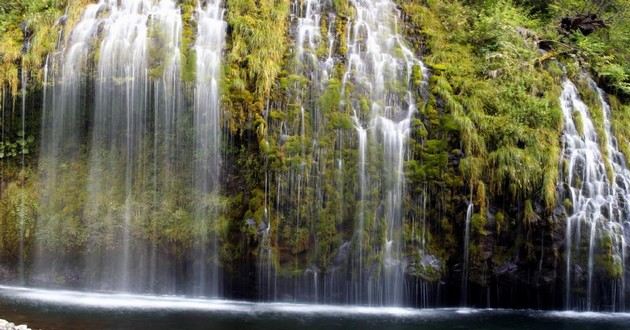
[{"x1": 1, "y1": 0, "x2": 630, "y2": 309}]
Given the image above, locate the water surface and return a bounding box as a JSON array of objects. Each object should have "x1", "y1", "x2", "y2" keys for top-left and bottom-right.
[{"x1": 1, "y1": 286, "x2": 629, "y2": 330}]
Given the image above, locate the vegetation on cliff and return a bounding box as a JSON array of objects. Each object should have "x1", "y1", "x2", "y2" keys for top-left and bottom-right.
[{"x1": 0, "y1": 0, "x2": 629, "y2": 307}]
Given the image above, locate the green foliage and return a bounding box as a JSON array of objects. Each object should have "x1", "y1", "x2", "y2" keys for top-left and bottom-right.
[
  {"x1": 0, "y1": 131, "x2": 35, "y2": 159},
  {"x1": 574, "y1": 76, "x2": 615, "y2": 180},
  {"x1": 329, "y1": 112, "x2": 353, "y2": 130},
  {"x1": 0, "y1": 168, "x2": 38, "y2": 260},
  {"x1": 1, "y1": 0, "x2": 629, "y2": 288},
  {"x1": 0, "y1": 0, "x2": 89, "y2": 93},
  {"x1": 0, "y1": 0, "x2": 60, "y2": 95},
  {"x1": 610, "y1": 96, "x2": 630, "y2": 161},
  {"x1": 180, "y1": 0, "x2": 196, "y2": 82},
  {"x1": 224, "y1": 0, "x2": 290, "y2": 133},
  {"x1": 319, "y1": 79, "x2": 342, "y2": 114},
  {"x1": 148, "y1": 25, "x2": 169, "y2": 80},
  {"x1": 551, "y1": 0, "x2": 630, "y2": 97},
  {"x1": 399, "y1": 0, "x2": 572, "y2": 285},
  {"x1": 402, "y1": 0, "x2": 562, "y2": 210},
  {"x1": 596, "y1": 230, "x2": 624, "y2": 279}
]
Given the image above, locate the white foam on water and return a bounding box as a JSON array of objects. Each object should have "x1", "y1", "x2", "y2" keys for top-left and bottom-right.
[
  {"x1": 0, "y1": 285, "x2": 435, "y2": 317},
  {"x1": 4, "y1": 285, "x2": 630, "y2": 320},
  {"x1": 545, "y1": 310, "x2": 630, "y2": 319},
  {"x1": 455, "y1": 308, "x2": 479, "y2": 314}
]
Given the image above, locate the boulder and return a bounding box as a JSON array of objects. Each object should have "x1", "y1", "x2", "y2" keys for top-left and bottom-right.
[{"x1": 561, "y1": 14, "x2": 606, "y2": 36}]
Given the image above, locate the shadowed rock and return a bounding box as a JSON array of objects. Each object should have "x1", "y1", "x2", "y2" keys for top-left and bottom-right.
[{"x1": 561, "y1": 14, "x2": 606, "y2": 36}]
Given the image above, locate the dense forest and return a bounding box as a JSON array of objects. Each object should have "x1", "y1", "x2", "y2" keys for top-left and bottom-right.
[{"x1": 1, "y1": 0, "x2": 630, "y2": 311}]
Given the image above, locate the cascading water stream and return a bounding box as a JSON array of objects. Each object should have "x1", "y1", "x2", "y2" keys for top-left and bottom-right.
[
  {"x1": 18, "y1": 47, "x2": 29, "y2": 285},
  {"x1": 32, "y1": 0, "x2": 226, "y2": 296},
  {"x1": 591, "y1": 80, "x2": 629, "y2": 310},
  {"x1": 295, "y1": 0, "x2": 321, "y2": 66},
  {"x1": 461, "y1": 202, "x2": 473, "y2": 306},
  {"x1": 36, "y1": 0, "x2": 105, "y2": 283},
  {"x1": 560, "y1": 79, "x2": 608, "y2": 310},
  {"x1": 258, "y1": 0, "x2": 338, "y2": 302},
  {"x1": 5, "y1": 0, "x2": 630, "y2": 314},
  {"x1": 85, "y1": 0, "x2": 181, "y2": 292},
  {"x1": 560, "y1": 78, "x2": 629, "y2": 311},
  {"x1": 193, "y1": 0, "x2": 226, "y2": 297},
  {"x1": 356, "y1": 124, "x2": 367, "y2": 301},
  {"x1": 342, "y1": 0, "x2": 426, "y2": 305}
]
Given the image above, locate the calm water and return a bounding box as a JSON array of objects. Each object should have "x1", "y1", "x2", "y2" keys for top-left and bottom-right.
[{"x1": 1, "y1": 286, "x2": 630, "y2": 330}]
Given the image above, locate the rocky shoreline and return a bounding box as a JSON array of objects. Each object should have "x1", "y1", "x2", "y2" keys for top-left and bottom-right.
[{"x1": 0, "y1": 320, "x2": 30, "y2": 330}]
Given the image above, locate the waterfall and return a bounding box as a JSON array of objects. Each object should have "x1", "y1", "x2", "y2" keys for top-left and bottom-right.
[
  {"x1": 259, "y1": 0, "x2": 426, "y2": 305},
  {"x1": 193, "y1": 0, "x2": 226, "y2": 297},
  {"x1": 258, "y1": 0, "x2": 427, "y2": 305},
  {"x1": 342, "y1": 0, "x2": 426, "y2": 305},
  {"x1": 84, "y1": 0, "x2": 184, "y2": 292},
  {"x1": 560, "y1": 78, "x2": 628, "y2": 311},
  {"x1": 356, "y1": 124, "x2": 367, "y2": 301},
  {"x1": 591, "y1": 80, "x2": 629, "y2": 310},
  {"x1": 6, "y1": 0, "x2": 630, "y2": 313},
  {"x1": 258, "y1": 0, "x2": 338, "y2": 302},
  {"x1": 36, "y1": 0, "x2": 104, "y2": 284},
  {"x1": 18, "y1": 49, "x2": 28, "y2": 285},
  {"x1": 461, "y1": 202, "x2": 473, "y2": 306},
  {"x1": 32, "y1": 0, "x2": 226, "y2": 296},
  {"x1": 295, "y1": 0, "x2": 321, "y2": 66}
]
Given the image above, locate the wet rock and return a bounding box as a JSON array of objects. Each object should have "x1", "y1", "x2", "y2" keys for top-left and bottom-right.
[
  {"x1": 480, "y1": 232, "x2": 496, "y2": 261},
  {"x1": 19, "y1": 21, "x2": 32, "y2": 38},
  {"x1": 0, "y1": 264, "x2": 15, "y2": 281},
  {"x1": 516, "y1": 27, "x2": 538, "y2": 44},
  {"x1": 56, "y1": 15, "x2": 68, "y2": 26},
  {"x1": 0, "y1": 319, "x2": 31, "y2": 330},
  {"x1": 574, "y1": 264, "x2": 585, "y2": 278},
  {"x1": 487, "y1": 69, "x2": 502, "y2": 79},
  {"x1": 304, "y1": 265, "x2": 319, "y2": 276},
  {"x1": 538, "y1": 40, "x2": 555, "y2": 51},
  {"x1": 333, "y1": 241, "x2": 351, "y2": 266},
  {"x1": 561, "y1": 14, "x2": 606, "y2": 36},
  {"x1": 495, "y1": 261, "x2": 518, "y2": 275},
  {"x1": 256, "y1": 220, "x2": 268, "y2": 234},
  {"x1": 420, "y1": 254, "x2": 441, "y2": 270},
  {"x1": 20, "y1": 21, "x2": 33, "y2": 52},
  {"x1": 279, "y1": 134, "x2": 289, "y2": 145},
  {"x1": 407, "y1": 254, "x2": 442, "y2": 282}
]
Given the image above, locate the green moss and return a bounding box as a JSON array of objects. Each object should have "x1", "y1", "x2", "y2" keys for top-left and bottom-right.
[
  {"x1": 494, "y1": 211, "x2": 506, "y2": 234},
  {"x1": 147, "y1": 25, "x2": 169, "y2": 80},
  {"x1": 610, "y1": 96, "x2": 630, "y2": 161},
  {"x1": 329, "y1": 112, "x2": 353, "y2": 130},
  {"x1": 0, "y1": 168, "x2": 38, "y2": 260},
  {"x1": 179, "y1": 0, "x2": 196, "y2": 83},
  {"x1": 572, "y1": 110, "x2": 584, "y2": 136},
  {"x1": 0, "y1": 0, "x2": 68, "y2": 94},
  {"x1": 596, "y1": 232, "x2": 624, "y2": 279},
  {"x1": 320, "y1": 78, "x2": 342, "y2": 113}
]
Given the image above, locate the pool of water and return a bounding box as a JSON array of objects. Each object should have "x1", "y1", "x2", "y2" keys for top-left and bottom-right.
[{"x1": 1, "y1": 285, "x2": 630, "y2": 330}]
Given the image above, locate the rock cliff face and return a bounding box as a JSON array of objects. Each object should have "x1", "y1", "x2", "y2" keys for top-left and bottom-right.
[{"x1": 0, "y1": 0, "x2": 630, "y2": 310}]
